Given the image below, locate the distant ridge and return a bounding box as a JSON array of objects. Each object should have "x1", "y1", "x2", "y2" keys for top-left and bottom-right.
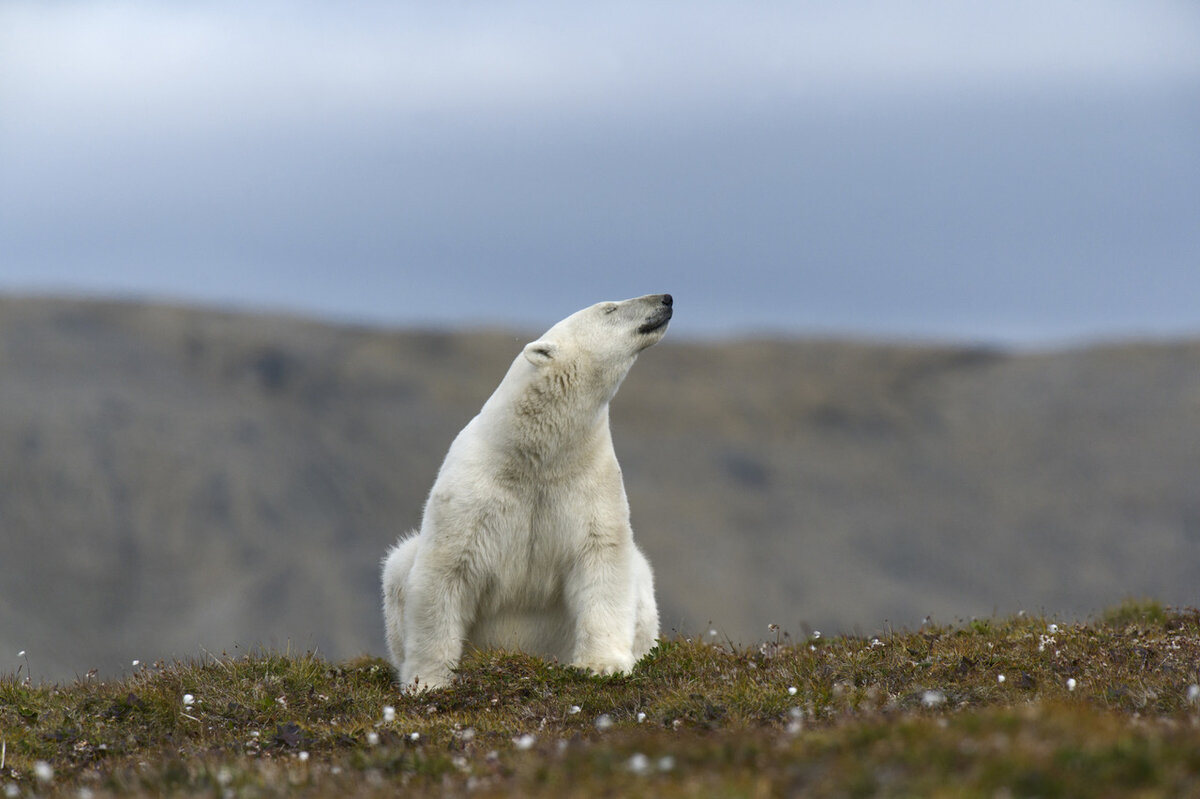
[{"x1": 2, "y1": 296, "x2": 1198, "y2": 681}]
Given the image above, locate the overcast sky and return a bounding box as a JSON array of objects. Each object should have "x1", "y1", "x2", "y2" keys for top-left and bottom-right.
[{"x1": 2, "y1": 1, "x2": 1198, "y2": 344}]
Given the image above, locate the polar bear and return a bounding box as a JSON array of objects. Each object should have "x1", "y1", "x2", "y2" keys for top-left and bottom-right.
[{"x1": 381, "y1": 293, "x2": 672, "y2": 690}]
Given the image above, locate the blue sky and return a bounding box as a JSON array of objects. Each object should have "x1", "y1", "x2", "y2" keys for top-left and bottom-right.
[{"x1": 2, "y1": 1, "x2": 1198, "y2": 345}]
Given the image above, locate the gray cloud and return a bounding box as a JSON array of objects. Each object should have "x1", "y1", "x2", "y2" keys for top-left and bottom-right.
[{"x1": 1, "y1": 1, "x2": 1198, "y2": 343}]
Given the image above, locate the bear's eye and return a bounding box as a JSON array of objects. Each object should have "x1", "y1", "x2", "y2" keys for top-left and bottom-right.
[{"x1": 603, "y1": 304, "x2": 618, "y2": 315}]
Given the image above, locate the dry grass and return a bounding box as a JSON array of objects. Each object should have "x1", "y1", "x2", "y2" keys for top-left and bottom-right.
[{"x1": 3, "y1": 601, "x2": 1200, "y2": 797}]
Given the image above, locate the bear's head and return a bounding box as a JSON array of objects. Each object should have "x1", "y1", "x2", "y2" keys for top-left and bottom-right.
[
  {"x1": 484, "y1": 294, "x2": 671, "y2": 454},
  {"x1": 522, "y1": 293, "x2": 672, "y2": 378}
]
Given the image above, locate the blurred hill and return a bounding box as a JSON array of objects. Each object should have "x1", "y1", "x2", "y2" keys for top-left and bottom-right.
[{"x1": 1, "y1": 296, "x2": 1198, "y2": 681}]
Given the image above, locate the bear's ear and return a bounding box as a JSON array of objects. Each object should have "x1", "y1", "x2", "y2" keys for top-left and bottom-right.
[{"x1": 523, "y1": 340, "x2": 557, "y2": 366}]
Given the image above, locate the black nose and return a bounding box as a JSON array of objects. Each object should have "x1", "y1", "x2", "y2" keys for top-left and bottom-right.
[{"x1": 662, "y1": 294, "x2": 673, "y2": 307}]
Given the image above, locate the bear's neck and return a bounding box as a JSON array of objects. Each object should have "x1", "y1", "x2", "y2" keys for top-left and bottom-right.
[
  {"x1": 480, "y1": 388, "x2": 614, "y2": 476},
  {"x1": 500, "y1": 402, "x2": 611, "y2": 475}
]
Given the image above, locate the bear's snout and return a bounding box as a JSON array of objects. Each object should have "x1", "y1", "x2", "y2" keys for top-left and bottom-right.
[{"x1": 637, "y1": 295, "x2": 673, "y2": 335}]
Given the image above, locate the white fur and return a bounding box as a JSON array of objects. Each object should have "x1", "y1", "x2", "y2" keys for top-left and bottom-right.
[{"x1": 381, "y1": 294, "x2": 672, "y2": 690}]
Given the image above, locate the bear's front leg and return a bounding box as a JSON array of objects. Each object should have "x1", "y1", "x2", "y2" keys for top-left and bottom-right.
[
  {"x1": 399, "y1": 566, "x2": 474, "y2": 690},
  {"x1": 566, "y1": 535, "x2": 637, "y2": 676}
]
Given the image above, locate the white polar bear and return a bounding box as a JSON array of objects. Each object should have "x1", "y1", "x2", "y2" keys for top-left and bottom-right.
[{"x1": 381, "y1": 293, "x2": 672, "y2": 690}]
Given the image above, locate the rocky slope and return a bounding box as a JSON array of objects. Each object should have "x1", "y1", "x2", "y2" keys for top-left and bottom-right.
[{"x1": 2, "y1": 297, "x2": 1197, "y2": 680}]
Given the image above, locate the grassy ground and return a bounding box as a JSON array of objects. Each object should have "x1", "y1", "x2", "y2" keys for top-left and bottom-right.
[{"x1": 3, "y1": 602, "x2": 1199, "y2": 797}]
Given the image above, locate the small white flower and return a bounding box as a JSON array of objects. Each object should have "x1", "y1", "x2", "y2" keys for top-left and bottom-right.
[
  {"x1": 568, "y1": 705, "x2": 581, "y2": 715},
  {"x1": 410, "y1": 732, "x2": 420, "y2": 742},
  {"x1": 636, "y1": 712, "x2": 647, "y2": 723},
  {"x1": 708, "y1": 629, "x2": 718, "y2": 638},
  {"x1": 787, "y1": 686, "x2": 798, "y2": 696},
  {"x1": 298, "y1": 751, "x2": 309, "y2": 762},
  {"x1": 182, "y1": 693, "x2": 195, "y2": 708},
  {"x1": 921, "y1": 690, "x2": 946, "y2": 708},
  {"x1": 1187, "y1": 684, "x2": 1200, "y2": 705},
  {"x1": 366, "y1": 731, "x2": 380, "y2": 746},
  {"x1": 513, "y1": 733, "x2": 536, "y2": 750},
  {"x1": 626, "y1": 752, "x2": 651, "y2": 776},
  {"x1": 34, "y1": 760, "x2": 54, "y2": 782},
  {"x1": 1066, "y1": 678, "x2": 1077, "y2": 692},
  {"x1": 1048, "y1": 623, "x2": 1059, "y2": 633},
  {"x1": 997, "y1": 674, "x2": 1006, "y2": 684},
  {"x1": 132, "y1": 660, "x2": 140, "y2": 667},
  {"x1": 382, "y1": 705, "x2": 396, "y2": 723},
  {"x1": 658, "y1": 755, "x2": 675, "y2": 772},
  {"x1": 812, "y1": 631, "x2": 821, "y2": 640},
  {"x1": 250, "y1": 730, "x2": 260, "y2": 738},
  {"x1": 870, "y1": 638, "x2": 884, "y2": 648},
  {"x1": 594, "y1": 714, "x2": 614, "y2": 731},
  {"x1": 17, "y1": 651, "x2": 25, "y2": 658}
]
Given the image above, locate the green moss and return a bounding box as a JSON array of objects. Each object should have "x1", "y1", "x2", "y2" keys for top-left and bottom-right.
[{"x1": 1100, "y1": 598, "x2": 1170, "y2": 629}]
